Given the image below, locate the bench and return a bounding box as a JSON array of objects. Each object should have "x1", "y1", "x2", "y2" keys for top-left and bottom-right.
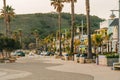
[{"x1": 113, "y1": 63, "x2": 120, "y2": 70}]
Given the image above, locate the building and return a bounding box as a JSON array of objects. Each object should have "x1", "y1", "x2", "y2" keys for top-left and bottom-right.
[{"x1": 97, "y1": 18, "x2": 118, "y2": 52}]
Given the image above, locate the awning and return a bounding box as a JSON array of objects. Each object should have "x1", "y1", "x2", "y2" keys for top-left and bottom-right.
[{"x1": 109, "y1": 18, "x2": 119, "y2": 26}]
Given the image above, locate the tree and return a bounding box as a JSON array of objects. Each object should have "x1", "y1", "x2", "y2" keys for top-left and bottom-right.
[
  {"x1": 31, "y1": 30, "x2": 40, "y2": 49},
  {"x1": 86, "y1": 0, "x2": 92, "y2": 59},
  {"x1": 1, "y1": 5, "x2": 15, "y2": 37},
  {"x1": 43, "y1": 34, "x2": 54, "y2": 51},
  {"x1": 2, "y1": 0, "x2": 7, "y2": 36},
  {"x1": 64, "y1": 0, "x2": 77, "y2": 55},
  {"x1": 51, "y1": 0, "x2": 64, "y2": 56},
  {"x1": 12, "y1": 31, "x2": 19, "y2": 41},
  {"x1": 74, "y1": 39, "x2": 80, "y2": 53},
  {"x1": 0, "y1": 37, "x2": 21, "y2": 58},
  {"x1": 92, "y1": 34, "x2": 103, "y2": 54},
  {"x1": 18, "y1": 29, "x2": 23, "y2": 48}
]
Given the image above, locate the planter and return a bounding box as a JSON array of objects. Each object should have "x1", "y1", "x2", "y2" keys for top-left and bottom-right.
[
  {"x1": 107, "y1": 58, "x2": 119, "y2": 66},
  {"x1": 74, "y1": 54, "x2": 79, "y2": 63},
  {"x1": 65, "y1": 56, "x2": 73, "y2": 61},
  {"x1": 98, "y1": 55, "x2": 119, "y2": 66},
  {"x1": 65, "y1": 56, "x2": 69, "y2": 61},
  {"x1": 85, "y1": 59, "x2": 93, "y2": 63},
  {"x1": 79, "y1": 57, "x2": 85, "y2": 64},
  {"x1": 54, "y1": 55, "x2": 61, "y2": 59}
]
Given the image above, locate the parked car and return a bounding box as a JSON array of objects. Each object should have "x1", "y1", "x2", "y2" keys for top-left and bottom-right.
[
  {"x1": 76, "y1": 53, "x2": 81, "y2": 57},
  {"x1": 80, "y1": 53, "x2": 87, "y2": 58},
  {"x1": 11, "y1": 51, "x2": 25, "y2": 57},
  {"x1": 40, "y1": 51, "x2": 47, "y2": 56},
  {"x1": 45, "y1": 52, "x2": 55, "y2": 56}
]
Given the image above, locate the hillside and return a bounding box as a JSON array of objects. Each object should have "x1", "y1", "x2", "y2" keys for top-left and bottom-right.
[{"x1": 0, "y1": 13, "x2": 103, "y2": 39}]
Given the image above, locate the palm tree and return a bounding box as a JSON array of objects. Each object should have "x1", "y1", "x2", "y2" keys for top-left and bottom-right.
[
  {"x1": 2, "y1": 0, "x2": 7, "y2": 36},
  {"x1": 92, "y1": 34, "x2": 103, "y2": 54},
  {"x1": 51, "y1": 0, "x2": 64, "y2": 56},
  {"x1": 86, "y1": 0, "x2": 92, "y2": 59},
  {"x1": 64, "y1": 0, "x2": 77, "y2": 55},
  {"x1": 18, "y1": 29, "x2": 23, "y2": 48},
  {"x1": 74, "y1": 39, "x2": 80, "y2": 53},
  {"x1": 1, "y1": 5, "x2": 15, "y2": 37},
  {"x1": 33, "y1": 30, "x2": 39, "y2": 49},
  {"x1": 12, "y1": 31, "x2": 19, "y2": 41},
  {"x1": 43, "y1": 34, "x2": 53, "y2": 51}
]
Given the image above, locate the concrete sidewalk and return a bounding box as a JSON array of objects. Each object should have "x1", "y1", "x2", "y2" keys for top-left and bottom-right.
[{"x1": 38, "y1": 56, "x2": 120, "y2": 80}]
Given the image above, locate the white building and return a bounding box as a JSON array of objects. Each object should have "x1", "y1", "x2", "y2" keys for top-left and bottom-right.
[{"x1": 99, "y1": 18, "x2": 118, "y2": 52}]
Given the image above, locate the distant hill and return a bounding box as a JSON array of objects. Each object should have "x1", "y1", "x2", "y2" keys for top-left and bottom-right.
[{"x1": 0, "y1": 12, "x2": 104, "y2": 39}]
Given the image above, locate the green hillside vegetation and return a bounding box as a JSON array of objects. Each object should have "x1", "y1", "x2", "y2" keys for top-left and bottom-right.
[{"x1": 0, "y1": 12, "x2": 104, "y2": 48}]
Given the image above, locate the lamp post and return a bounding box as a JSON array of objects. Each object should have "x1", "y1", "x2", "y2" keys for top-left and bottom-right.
[
  {"x1": 109, "y1": 1, "x2": 120, "y2": 62},
  {"x1": 118, "y1": 0, "x2": 120, "y2": 62}
]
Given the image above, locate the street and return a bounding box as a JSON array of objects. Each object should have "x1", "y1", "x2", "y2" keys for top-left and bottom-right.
[{"x1": 0, "y1": 56, "x2": 93, "y2": 80}]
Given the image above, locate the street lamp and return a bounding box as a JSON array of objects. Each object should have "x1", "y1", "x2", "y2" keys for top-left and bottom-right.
[
  {"x1": 110, "y1": 10, "x2": 118, "y2": 19},
  {"x1": 109, "y1": 1, "x2": 120, "y2": 62}
]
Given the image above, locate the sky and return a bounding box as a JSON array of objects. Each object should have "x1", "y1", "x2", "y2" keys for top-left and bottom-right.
[{"x1": 0, "y1": 0, "x2": 118, "y2": 19}]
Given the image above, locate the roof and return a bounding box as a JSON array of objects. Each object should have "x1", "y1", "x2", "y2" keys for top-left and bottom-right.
[{"x1": 109, "y1": 18, "x2": 119, "y2": 26}]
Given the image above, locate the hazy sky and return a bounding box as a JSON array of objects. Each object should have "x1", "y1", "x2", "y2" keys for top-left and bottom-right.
[{"x1": 0, "y1": 0, "x2": 118, "y2": 19}]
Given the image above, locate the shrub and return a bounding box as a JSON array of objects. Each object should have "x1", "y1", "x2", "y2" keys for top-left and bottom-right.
[{"x1": 105, "y1": 54, "x2": 119, "y2": 58}]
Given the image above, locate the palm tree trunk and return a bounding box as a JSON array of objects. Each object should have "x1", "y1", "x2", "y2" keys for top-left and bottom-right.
[
  {"x1": 20, "y1": 35, "x2": 22, "y2": 48},
  {"x1": 70, "y1": 0, "x2": 75, "y2": 54},
  {"x1": 8, "y1": 21, "x2": 11, "y2": 38},
  {"x1": 86, "y1": 0, "x2": 92, "y2": 59},
  {"x1": 3, "y1": 0, "x2": 8, "y2": 37},
  {"x1": 58, "y1": 12, "x2": 62, "y2": 56}
]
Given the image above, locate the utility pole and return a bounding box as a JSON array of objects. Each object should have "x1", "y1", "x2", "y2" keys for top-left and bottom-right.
[{"x1": 86, "y1": 0, "x2": 92, "y2": 59}]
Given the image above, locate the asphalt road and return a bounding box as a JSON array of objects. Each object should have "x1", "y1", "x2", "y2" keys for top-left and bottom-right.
[{"x1": 0, "y1": 56, "x2": 94, "y2": 80}]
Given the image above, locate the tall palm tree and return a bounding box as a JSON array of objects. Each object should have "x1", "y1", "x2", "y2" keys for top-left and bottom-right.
[
  {"x1": 33, "y1": 30, "x2": 39, "y2": 49},
  {"x1": 18, "y1": 29, "x2": 23, "y2": 48},
  {"x1": 2, "y1": 0, "x2": 7, "y2": 36},
  {"x1": 1, "y1": 5, "x2": 15, "y2": 37},
  {"x1": 51, "y1": 0, "x2": 64, "y2": 56},
  {"x1": 86, "y1": 0, "x2": 92, "y2": 59},
  {"x1": 64, "y1": 0, "x2": 77, "y2": 54}
]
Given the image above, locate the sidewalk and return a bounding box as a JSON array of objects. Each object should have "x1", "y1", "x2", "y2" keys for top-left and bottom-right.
[{"x1": 39, "y1": 56, "x2": 120, "y2": 80}]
